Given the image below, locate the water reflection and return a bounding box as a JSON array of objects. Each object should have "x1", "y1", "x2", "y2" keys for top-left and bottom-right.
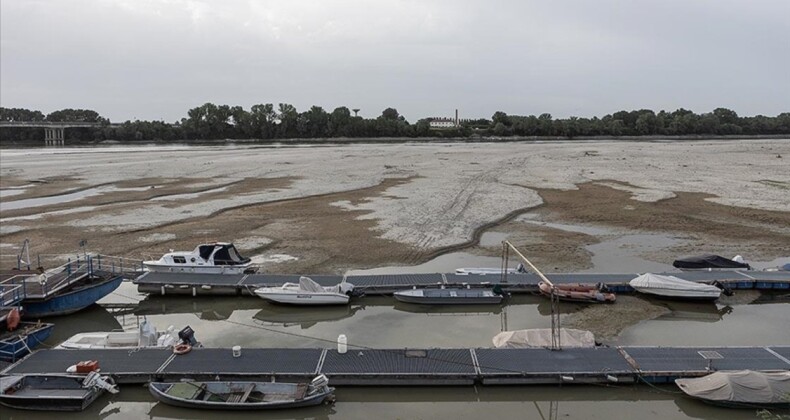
[
  {"x1": 133, "y1": 296, "x2": 263, "y2": 320},
  {"x1": 253, "y1": 305, "x2": 367, "y2": 329},
  {"x1": 652, "y1": 300, "x2": 733, "y2": 323},
  {"x1": 5, "y1": 383, "x2": 762, "y2": 420},
  {"x1": 45, "y1": 304, "x2": 124, "y2": 344}
]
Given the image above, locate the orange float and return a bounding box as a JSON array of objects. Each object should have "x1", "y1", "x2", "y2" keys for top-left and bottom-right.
[
  {"x1": 173, "y1": 343, "x2": 192, "y2": 355},
  {"x1": 6, "y1": 308, "x2": 20, "y2": 331}
]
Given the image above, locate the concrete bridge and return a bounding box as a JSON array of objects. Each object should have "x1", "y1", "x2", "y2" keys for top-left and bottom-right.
[{"x1": 0, "y1": 121, "x2": 103, "y2": 146}]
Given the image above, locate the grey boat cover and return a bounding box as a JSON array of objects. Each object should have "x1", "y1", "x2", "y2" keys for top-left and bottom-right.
[
  {"x1": 492, "y1": 328, "x2": 596, "y2": 349},
  {"x1": 629, "y1": 273, "x2": 720, "y2": 293},
  {"x1": 675, "y1": 370, "x2": 790, "y2": 404}
]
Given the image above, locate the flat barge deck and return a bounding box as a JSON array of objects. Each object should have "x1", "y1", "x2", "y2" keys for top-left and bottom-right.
[
  {"x1": 3, "y1": 345, "x2": 788, "y2": 386},
  {"x1": 133, "y1": 270, "x2": 790, "y2": 296}
]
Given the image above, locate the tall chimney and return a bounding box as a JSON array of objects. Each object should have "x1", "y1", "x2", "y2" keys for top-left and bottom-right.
[{"x1": 455, "y1": 109, "x2": 458, "y2": 126}]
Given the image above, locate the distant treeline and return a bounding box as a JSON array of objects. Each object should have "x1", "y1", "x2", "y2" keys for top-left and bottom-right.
[{"x1": 1, "y1": 104, "x2": 789, "y2": 143}]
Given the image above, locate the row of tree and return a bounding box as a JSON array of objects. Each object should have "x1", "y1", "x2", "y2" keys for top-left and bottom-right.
[{"x1": 1, "y1": 105, "x2": 789, "y2": 143}]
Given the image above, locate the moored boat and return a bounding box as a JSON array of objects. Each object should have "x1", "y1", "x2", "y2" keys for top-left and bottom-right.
[
  {"x1": 492, "y1": 328, "x2": 597, "y2": 349},
  {"x1": 673, "y1": 254, "x2": 751, "y2": 271},
  {"x1": 0, "y1": 321, "x2": 55, "y2": 362},
  {"x1": 254, "y1": 277, "x2": 354, "y2": 305},
  {"x1": 538, "y1": 281, "x2": 616, "y2": 303},
  {"x1": 56, "y1": 319, "x2": 195, "y2": 350},
  {"x1": 148, "y1": 374, "x2": 335, "y2": 410},
  {"x1": 455, "y1": 264, "x2": 527, "y2": 275},
  {"x1": 629, "y1": 273, "x2": 729, "y2": 301},
  {"x1": 22, "y1": 273, "x2": 124, "y2": 318},
  {"x1": 393, "y1": 286, "x2": 505, "y2": 305},
  {"x1": 675, "y1": 370, "x2": 790, "y2": 409},
  {"x1": 0, "y1": 372, "x2": 119, "y2": 411},
  {"x1": 143, "y1": 243, "x2": 255, "y2": 274}
]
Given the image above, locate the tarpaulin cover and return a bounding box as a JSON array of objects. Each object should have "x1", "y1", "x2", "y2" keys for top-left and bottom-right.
[
  {"x1": 675, "y1": 370, "x2": 790, "y2": 404},
  {"x1": 673, "y1": 255, "x2": 750, "y2": 270},
  {"x1": 492, "y1": 329, "x2": 596, "y2": 349}
]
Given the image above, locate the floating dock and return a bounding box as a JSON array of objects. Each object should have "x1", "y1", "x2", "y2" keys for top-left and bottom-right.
[
  {"x1": 133, "y1": 270, "x2": 790, "y2": 296},
  {"x1": 3, "y1": 346, "x2": 789, "y2": 386}
]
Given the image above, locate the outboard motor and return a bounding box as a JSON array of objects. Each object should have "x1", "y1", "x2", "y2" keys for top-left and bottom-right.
[
  {"x1": 307, "y1": 374, "x2": 330, "y2": 395},
  {"x1": 712, "y1": 281, "x2": 734, "y2": 297},
  {"x1": 339, "y1": 282, "x2": 355, "y2": 296},
  {"x1": 83, "y1": 371, "x2": 119, "y2": 394},
  {"x1": 516, "y1": 263, "x2": 527, "y2": 274},
  {"x1": 178, "y1": 326, "x2": 198, "y2": 346}
]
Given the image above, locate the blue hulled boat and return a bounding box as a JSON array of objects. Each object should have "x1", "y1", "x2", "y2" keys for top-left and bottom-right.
[
  {"x1": 0, "y1": 321, "x2": 55, "y2": 362},
  {"x1": 22, "y1": 274, "x2": 123, "y2": 318}
]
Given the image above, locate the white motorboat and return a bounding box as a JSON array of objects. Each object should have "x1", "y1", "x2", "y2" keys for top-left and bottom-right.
[
  {"x1": 629, "y1": 273, "x2": 729, "y2": 301},
  {"x1": 455, "y1": 263, "x2": 527, "y2": 275},
  {"x1": 254, "y1": 277, "x2": 354, "y2": 305},
  {"x1": 56, "y1": 320, "x2": 195, "y2": 350},
  {"x1": 143, "y1": 242, "x2": 254, "y2": 274}
]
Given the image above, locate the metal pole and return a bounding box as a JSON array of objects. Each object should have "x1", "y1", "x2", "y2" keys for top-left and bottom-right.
[{"x1": 503, "y1": 240, "x2": 561, "y2": 350}]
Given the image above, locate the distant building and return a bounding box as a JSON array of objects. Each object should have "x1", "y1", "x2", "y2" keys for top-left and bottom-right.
[
  {"x1": 428, "y1": 109, "x2": 460, "y2": 129},
  {"x1": 429, "y1": 118, "x2": 458, "y2": 129}
]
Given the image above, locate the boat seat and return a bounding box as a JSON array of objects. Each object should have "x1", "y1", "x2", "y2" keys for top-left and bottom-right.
[
  {"x1": 225, "y1": 393, "x2": 243, "y2": 403},
  {"x1": 239, "y1": 383, "x2": 256, "y2": 403}
]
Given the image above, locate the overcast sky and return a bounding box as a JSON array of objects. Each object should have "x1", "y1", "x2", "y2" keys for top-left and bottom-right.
[{"x1": 1, "y1": 0, "x2": 788, "y2": 122}]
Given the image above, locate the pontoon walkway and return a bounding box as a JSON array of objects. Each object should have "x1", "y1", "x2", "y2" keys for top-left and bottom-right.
[
  {"x1": 3, "y1": 346, "x2": 788, "y2": 386},
  {"x1": 133, "y1": 270, "x2": 790, "y2": 296}
]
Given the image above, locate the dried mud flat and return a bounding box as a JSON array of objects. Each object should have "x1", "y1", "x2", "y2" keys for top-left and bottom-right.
[{"x1": 1, "y1": 140, "x2": 789, "y2": 340}]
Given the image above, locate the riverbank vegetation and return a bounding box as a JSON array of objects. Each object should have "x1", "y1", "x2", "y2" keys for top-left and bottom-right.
[{"x1": 1, "y1": 104, "x2": 789, "y2": 144}]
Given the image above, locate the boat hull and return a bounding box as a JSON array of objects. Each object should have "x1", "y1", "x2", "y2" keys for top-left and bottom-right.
[
  {"x1": 149, "y1": 382, "x2": 334, "y2": 410},
  {"x1": 254, "y1": 290, "x2": 349, "y2": 305},
  {"x1": 143, "y1": 263, "x2": 251, "y2": 275},
  {"x1": 538, "y1": 282, "x2": 616, "y2": 303},
  {"x1": 393, "y1": 289, "x2": 503, "y2": 305},
  {"x1": 23, "y1": 275, "x2": 123, "y2": 318},
  {"x1": 0, "y1": 375, "x2": 103, "y2": 411},
  {"x1": 0, "y1": 322, "x2": 55, "y2": 362},
  {"x1": 630, "y1": 286, "x2": 720, "y2": 301}
]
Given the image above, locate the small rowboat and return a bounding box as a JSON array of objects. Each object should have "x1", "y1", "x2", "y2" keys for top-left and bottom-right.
[
  {"x1": 538, "y1": 281, "x2": 616, "y2": 303},
  {"x1": 149, "y1": 375, "x2": 335, "y2": 410},
  {"x1": 393, "y1": 287, "x2": 505, "y2": 305}
]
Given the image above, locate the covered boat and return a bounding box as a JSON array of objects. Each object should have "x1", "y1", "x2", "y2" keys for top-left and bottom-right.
[
  {"x1": 394, "y1": 286, "x2": 505, "y2": 305},
  {"x1": 629, "y1": 273, "x2": 728, "y2": 301},
  {"x1": 148, "y1": 375, "x2": 335, "y2": 410},
  {"x1": 0, "y1": 372, "x2": 119, "y2": 411},
  {"x1": 57, "y1": 319, "x2": 194, "y2": 350},
  {"x1": 675, "y1": 370, "x2": 790, "y2": 409},
  {"x1": 673, "y1": 255, "x2": 751, "y2": 271},
  {"x1": 492, "y1": 328, "x2": 596, "y2": 349},
  {"x1": 254, "y1": 277, "x2": 354, "y2": 305},
  {"x1": 538, "y1": 282, "x2": 616, "y2": 303},
  {"x1": 143, "y1": 243, "x2": 254, "y2": 274}
]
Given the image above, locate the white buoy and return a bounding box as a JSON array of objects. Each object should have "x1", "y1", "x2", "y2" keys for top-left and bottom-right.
[
  {"x1": 232, "y1": 345, "x2": 241, "y2": 358},
  {"x1": 606, "y1": 375, "x2": 619, "y2": 382},
  {"x1": 337, "y1": 334, "x2": 348, "y2": 354}
]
